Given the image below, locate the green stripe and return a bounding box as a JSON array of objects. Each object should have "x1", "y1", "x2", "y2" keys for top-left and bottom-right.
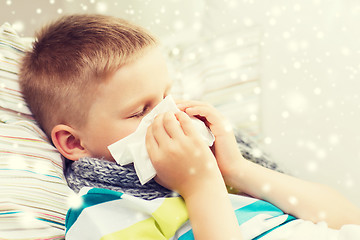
[{"x1": 65, "y1": 188, "x2": 123, "y2": 233}]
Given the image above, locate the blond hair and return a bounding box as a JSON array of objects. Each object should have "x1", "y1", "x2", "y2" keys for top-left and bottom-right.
[{"x1": 20, "y1": 14, "x2": 158, "y2": 138}]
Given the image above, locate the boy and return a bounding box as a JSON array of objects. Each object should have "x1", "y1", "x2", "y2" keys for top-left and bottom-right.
[{"x1": 19, "y1": 14, "x2": 360, "y2": 240}]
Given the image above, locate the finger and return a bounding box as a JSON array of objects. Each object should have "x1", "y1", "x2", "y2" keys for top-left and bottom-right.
[
  {"x1": 176, "y1": 99, "x2": 210, "y2": 111},
  {"x1": 145, "y1": 124, "x2": 159, "y2": 159},
  {"x1": 162, "y1": 112, "x2": 185, "y2": 139},
  {"x1": 174, "y1": 111, "x2": 198, "y2": 137},
  {"x1": 184, "y1": 105, "x2": 232, "y2": 135},
  {"x1": 151, "y1": 113, "x2": 171, "y2": 147},
  {"x1": 184, "y1": 105, "x2": 221, "y2": 123},
  {"x1": 176, "y1": 99, "x2": 210, "y2": 106}
]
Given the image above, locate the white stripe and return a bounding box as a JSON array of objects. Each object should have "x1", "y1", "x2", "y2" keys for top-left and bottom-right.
[
  {"x1": 0, "y1": 227, "x2": 64, "y2": 240},
  {"x1": 229, "y1": 193, "x2": 258, "y2": 210},
  {"x1": 121, "y1": 193, "x2": 164, "y2": 213},
  {"x1": 239, "y1": 213, "x2": 292, "y2": 240},
  {"x1": 66, "y1": 197, "x2": 160, "y2": 239}
]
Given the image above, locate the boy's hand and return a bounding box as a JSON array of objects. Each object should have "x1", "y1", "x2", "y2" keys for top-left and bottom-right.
[
  {"x1": 146, "y1": 111, "x2": 222, "y2": 197},
  {"x1": 176, "y1": 100, "x2": 245, "y2": 185}
]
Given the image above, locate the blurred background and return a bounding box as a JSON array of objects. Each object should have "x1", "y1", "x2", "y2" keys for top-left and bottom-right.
[{"x1": 1, "y1": 0, "x2": 359, "y2": 206}]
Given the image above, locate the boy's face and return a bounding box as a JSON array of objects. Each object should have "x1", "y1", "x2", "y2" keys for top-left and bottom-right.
[{"x1": 78, "y1": 47, "x2": 172, "y2": 161}]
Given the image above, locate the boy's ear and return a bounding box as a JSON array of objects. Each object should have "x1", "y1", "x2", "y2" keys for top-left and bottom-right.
[{"x1": 51, "y1": 124, "x2": 89, "y2": 161}]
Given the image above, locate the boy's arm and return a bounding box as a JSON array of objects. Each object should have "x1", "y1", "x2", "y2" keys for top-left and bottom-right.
[
  {"x1": 177, "y1": 100, "x2": 360, "y2": 229},
  {"x1": 225, "y1": 158, "x2": 360, "y2": 229},
  {"x1": 182, "y1": 172, "x2": 242, "y2": 240},
  {"x1": 146, "y1": 111, "x2": 242, "y2": 240}
]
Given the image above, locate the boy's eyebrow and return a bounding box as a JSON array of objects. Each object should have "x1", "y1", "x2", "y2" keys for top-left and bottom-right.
[{"x1": 120, "y1": 80, "x2": 173, "y2": 115}]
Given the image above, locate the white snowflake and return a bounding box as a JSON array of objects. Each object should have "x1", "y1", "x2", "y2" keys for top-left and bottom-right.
[
  {"x1": 269, "y1": 18, "x2": 277, "y2": 26},
  {"x1": 264, "y1": 137, "x2": 272, "y2": 144},
  {"x1": 67, "y1": 193, "x2": 83, "y2": 209},
  {"x1": 288, "y1": 196, "x2": 298, "y2": 206},
  {"x1": 253, "y1": 87, "x2": 261, "y2": 95},
  {"x1": 313, "y1": 88, "x2": 322, "y2": 95},
  {"x1": 81, "y1": 4, "x2": 88, "y2": 11},
  {"x1": 96, "y1": 2, "x2": 108, "y2": 13},
  {"x1": 293, "y1": 61, "x2": 301, "y2": 69},
  {"x1": 328, "y1": 134, "x2": 339, "y2": 145},
  {"x1": 345, "y1": 178, "x2": 354, "y2": 188},
  {"x1": 20, "y1": 211, "x2": 37, "y2": 228},
  {"x1": 293, "y1": 4, "x2": 301, "y2": 11},
  {"x1": 12, "y1": 21, "x2": 24, "y2": 32},
  {"x1": 250, "y1": 114, "x2": 257, "y2": 122},
  {"x1": 261, "y1": 183, "x2": 272, "y2": 193},
  {"x1": 285, "y1": 92, "x2": 308, "y2": 113},
  {"x1": 318, "y1": 211, "x2": 327, "y2": 220},
  {"x1": 189, "y1": 167, "x2": 196, "y2": 175},
  {"x1": 307, "y1": 161, "x2": 318, "y2": 172},
  {"x1": 224, "y1": 53, "x2": 241, "y2": 68},
  {"x1": 281, "y1": 111, "x2": 290, "y2": 119},
  {"x1": 173, "y1": 20, "x2": 184, "y2": 30}
]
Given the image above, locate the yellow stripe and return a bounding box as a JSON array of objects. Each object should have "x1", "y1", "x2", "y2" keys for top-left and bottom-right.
[
  {"x1": 100, "y1": 197, "x2": 188, "y2": 240},
  {"x1": 152, "y1": 197, "x2": 188, "y2": 238},
  {"x1": 100, "y1": 218, "x2": 166, "y2": 240}
]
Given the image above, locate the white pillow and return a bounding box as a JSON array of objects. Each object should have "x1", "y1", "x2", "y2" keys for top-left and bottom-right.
[
  {"x1": 0, "y1": 22, "x2": 73, "y2": 240},
  {"x1": 166, "y1": 26, "x2": 262, "y2": 135}
]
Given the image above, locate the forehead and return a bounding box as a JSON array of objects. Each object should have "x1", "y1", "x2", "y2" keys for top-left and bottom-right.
[
  {"x1": 113, "y1": 48, "x2": 169, "y2": 93},
  {"x1": 92, "y1": 47, "x2": 171, "y2": 109}
]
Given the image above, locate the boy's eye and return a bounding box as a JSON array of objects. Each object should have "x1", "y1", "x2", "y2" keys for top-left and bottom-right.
[{"x1": 129, "y1": 105, "x2": 150, "y2": 118}]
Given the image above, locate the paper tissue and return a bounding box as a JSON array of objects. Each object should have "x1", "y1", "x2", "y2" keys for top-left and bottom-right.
[{"x1": 108, "y1": 95, "x2": 215, "y2": 185}]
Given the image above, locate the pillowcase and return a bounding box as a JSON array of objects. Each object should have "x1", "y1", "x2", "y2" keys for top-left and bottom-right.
[
  {"x1": 0, "y1": 23, "x2": 32, "y2": 116},
  {"x1": 0, "y1": 22, "x2": 73, "y2": 240}
]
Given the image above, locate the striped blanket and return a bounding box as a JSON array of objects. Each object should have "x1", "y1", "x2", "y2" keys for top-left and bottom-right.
[{"x1": 65, "y1": 187, "x2": 360, "y2": 240}]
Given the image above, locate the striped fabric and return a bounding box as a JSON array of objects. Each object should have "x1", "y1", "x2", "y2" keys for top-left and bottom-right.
[
  {"x1": 65, "y1": 187, "x2": 298, "y2": 240},
  {"x1": 0, "y1": 23, "x2": 73, "y2": 239},
  {"x1": 0, "y1": 23, "x2": 32, "y2": 116},
  {"x1": 66, "y1": 187, "x2": 360, "y2": 240}
]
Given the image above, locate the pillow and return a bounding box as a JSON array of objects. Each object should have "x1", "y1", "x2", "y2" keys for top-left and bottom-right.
[
  {"x1": 0, "y1": 22, "x2": 73, "y2": 240},
  {"x1": 165, "y1": 26, "x2": 262, "y2": 136}
]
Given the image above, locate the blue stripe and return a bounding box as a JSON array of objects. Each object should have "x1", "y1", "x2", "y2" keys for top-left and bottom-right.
[
  {"x1": 178, "y1": 229, "x2": 194, "y2": 240},
  {"x1": 0, "y1": 211, "x2": 22, "y2": 215},
  {"x1": 0, "y1": 211, "x2": 65, "y2": 227},
  {"x1": 36, "y1": 217, "x2": 65, "y2": 227},
  {"x1": 235, "y1": 199, "x2": 284, "y2": 225},
  {"x1": 65, "y1": 188, "x2": 123, "y2": 233}
]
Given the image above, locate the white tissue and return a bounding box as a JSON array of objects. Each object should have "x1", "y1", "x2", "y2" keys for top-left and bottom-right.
[{"x1": 107, "y1": 95, "x2": 215, "y2": 185}]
